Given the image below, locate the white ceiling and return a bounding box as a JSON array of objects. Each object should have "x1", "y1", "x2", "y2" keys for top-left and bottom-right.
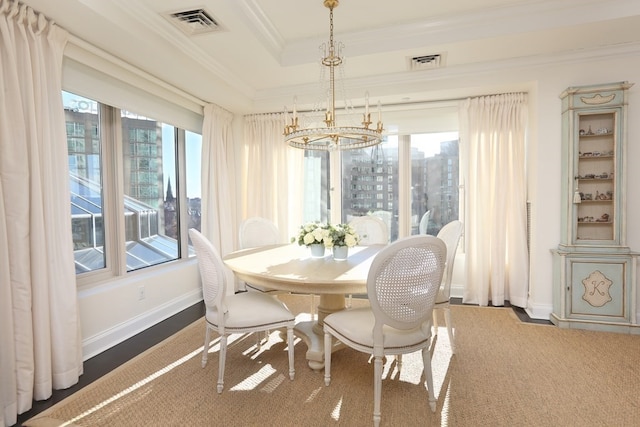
[{"x1": 20, "y1": 0, "x2": 640, "y2": 114}]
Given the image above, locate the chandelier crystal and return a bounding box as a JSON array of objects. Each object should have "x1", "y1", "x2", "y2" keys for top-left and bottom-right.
[{"x1": 284, "y1": 0, "x2": 383, "y2": 151}]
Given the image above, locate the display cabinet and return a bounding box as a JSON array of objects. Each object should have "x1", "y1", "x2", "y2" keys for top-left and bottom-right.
[{"x1": 552, "y1": 82, "x2": 638, "y2": 333}]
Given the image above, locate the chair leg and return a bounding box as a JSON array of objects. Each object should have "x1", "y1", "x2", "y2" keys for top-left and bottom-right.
[
  {"x1": 287, "y1": 326, "x2": 295, "y2": 380},
  {"x1": 444, "y1": 307, "x2": 455, "y2": 354},
  {"x1": 217, "y1": 334, "x2": 227, "y2": 394},
  {"x1": 256, "y1": 330, "x2": 270, "y2": 348},
  {"x1": 373, "y1": 355, "x2": 383, "y2": 427},
  {"x1": 347, "y1": 294, "x2": 352, "y2": 308},
  {"x1": 323, "y1": 331, "x2": 332, "y2": 386},
  {"x1": 432, "y1": 309, "x2": 439, "y2": 337},
  {"x1": 421, "y1": 346, "x2": 436, "y2": 412},
  {"x1": 201, "y1": 325, "x2": 211, "y2": 368},
  {"x1": 256, "y1": 332, "x2": 262, "y2": 348}
]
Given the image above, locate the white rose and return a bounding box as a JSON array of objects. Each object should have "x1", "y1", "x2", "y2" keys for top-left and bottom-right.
[
  {"x1": 345, "y1": 234, "x2": 357, "y2": 247},
  {"x1": 312, "y1": 227, "x2": 325, "y2": 242},
  {"x1": 303, "y1": 233, "x2": 315, "y2": 245}
]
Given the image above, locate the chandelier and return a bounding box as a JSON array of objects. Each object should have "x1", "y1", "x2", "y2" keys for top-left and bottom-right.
[{"x1": 284, "y1": 0, "x2": 383, "y2": 151}]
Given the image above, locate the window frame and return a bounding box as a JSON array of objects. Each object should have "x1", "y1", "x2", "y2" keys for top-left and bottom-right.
[{"x1": 73, "y1": 100, "x2": 197, "y2": 287}]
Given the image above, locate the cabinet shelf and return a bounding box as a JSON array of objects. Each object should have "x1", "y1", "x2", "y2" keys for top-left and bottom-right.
[
  {"x1": 577, "y1": 155, "x2": 613, "y2": 159},
  {"x1": 579, "y1": 132, "x2": 613, "y2": 138}
]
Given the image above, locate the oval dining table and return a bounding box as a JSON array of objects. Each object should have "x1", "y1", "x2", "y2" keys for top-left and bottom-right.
[{"x1": 222, "y1": 243, "x2": 383, "y2": 370}]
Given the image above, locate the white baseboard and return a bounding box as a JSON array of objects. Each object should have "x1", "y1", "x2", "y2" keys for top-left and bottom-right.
[
  {"x1": 82, "y1": 289, "x2": 203, "y2": 360},
  {"x1": 525, "y1": 301, "x2": 553, "y2": 321}
]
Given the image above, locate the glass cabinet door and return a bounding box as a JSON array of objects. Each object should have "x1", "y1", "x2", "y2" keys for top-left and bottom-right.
[{"x1": 574, "y1": 111, "x2": 617, "y2": 243}]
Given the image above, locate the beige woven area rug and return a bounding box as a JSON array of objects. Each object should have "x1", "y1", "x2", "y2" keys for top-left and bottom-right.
[{"x1": 25, "y1": 295, "x2": 640, "y2": 426}]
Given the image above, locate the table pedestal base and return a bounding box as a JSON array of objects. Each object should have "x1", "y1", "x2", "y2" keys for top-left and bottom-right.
[{"x1": 294, "y1": 294, "x2": 346, "y2": 370}]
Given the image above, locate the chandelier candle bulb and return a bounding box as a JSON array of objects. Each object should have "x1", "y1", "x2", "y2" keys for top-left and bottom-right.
[
  {"x1": 365, "y1": 91, "x2": 370, "y2": 116},
  {"x1": 293, "y1": 97, "x2": 297, "y2": 120}
]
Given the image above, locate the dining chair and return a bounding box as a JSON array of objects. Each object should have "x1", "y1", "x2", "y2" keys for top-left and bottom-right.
[
  {"x1": 346, "y1": 215, "x2": 390, "y2": 307},
  {"x1": 349, "y1": 215, "x2": 389, "y2": 245},
  {"x1": 238, "y1": 216, "x2": 281, "y2": 293},
  {"x1": 432, "y1": 220, "x2": 464, "y2": 354},
  {"x1": 323, "y1": 235, "x2": 446, "y2": 427},
  {"x1": 189, "y1": 228, "x2": 295, "y2": 393},
  {"x1": 239, "y1": 216, "x2": 317, "y2": 319},
  {"x1": 418, "y1": 210, "x2": 431, "y2": 234}
]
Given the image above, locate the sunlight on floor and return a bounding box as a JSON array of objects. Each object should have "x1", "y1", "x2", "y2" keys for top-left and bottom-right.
[
  {"x1": 58, "y1": 317, "x2": 452, "y2": 426},
  {"x1": 59, "y1": 328, "x2": 291, "y2": 426},
  {"x1": 59, "y1": 340, "x2": 214, "y2": 426},
  {"x1": 229, "y1": 364, "x2": 278, "y2": 391},
  {"x1": 331, "y1": 397, "x2": 343, "y2": 421}
]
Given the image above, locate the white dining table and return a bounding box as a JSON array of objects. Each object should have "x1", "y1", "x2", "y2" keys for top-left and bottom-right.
[{"x1": 222, "y1": 243, "x2": 383, "y2": 369}]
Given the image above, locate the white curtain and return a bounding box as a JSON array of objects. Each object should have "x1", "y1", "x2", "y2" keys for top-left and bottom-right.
[
  {"x1": 242, "y1": 113, "x2": 304, "y2": 242},
  {"x1": 201, "y1": 104, "x2": 237, "y2": 292},
  {"x1": 0, "y1": 1, "x2": 81, "y2": 425},
  {"x1": 459, "y1": 93, "x2": 529, "y2": 307}
]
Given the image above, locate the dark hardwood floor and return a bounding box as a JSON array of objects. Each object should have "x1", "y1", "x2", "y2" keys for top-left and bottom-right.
[
  {"x1": 13, "y1": 296, "x2": 548, "y2": 426},
  {"x1": 14, "y1": 301, "x2": 206, "y2": 427}
]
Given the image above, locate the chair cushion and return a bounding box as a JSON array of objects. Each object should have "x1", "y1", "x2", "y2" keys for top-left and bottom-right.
[
  {"x1": 324, "y1": 307, "x2": 431, "y2": 351},
  {"x1": 206, "y1": 291, "x2": 294, "y2": 331}
]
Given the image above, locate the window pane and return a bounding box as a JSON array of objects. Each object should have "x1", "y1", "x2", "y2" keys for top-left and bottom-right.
[
  {"x1": 185, "y1": 131, "x2": 202, "y2": 234},
  {"x1": 303, "y1": 150, "x2": 331, "y2": 223},
  {"x1": 411, "y1": 132, "x2": 459, "y2": 235},
  {"x1": 122, "y1": 111, "x2": 178, "y2": 271},
  {"x1": 341, "y1": 139, "x2": 397, "y2": 241},
  {"x1": 64, "y1": 91, "x2": 106, "y2": 274}
]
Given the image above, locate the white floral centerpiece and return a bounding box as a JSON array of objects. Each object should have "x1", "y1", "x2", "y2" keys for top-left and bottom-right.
[
  {"x1": 326, "y1": 223, "x2": 360, "y2": 248},
  {"x1": 292, "y1": 222, "x2": 331, "y2": 247}
]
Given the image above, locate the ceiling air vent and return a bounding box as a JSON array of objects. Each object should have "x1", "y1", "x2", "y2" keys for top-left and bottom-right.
[
  {"x1": 408, "y1": 54, "x2": 445, "y2": 71},
  {"x1": 165, "y1": 8, "x2": 221, "y2": 36}
]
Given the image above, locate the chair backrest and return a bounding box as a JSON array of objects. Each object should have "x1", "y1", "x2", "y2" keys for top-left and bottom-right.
[
  {"x1": 188, "y1": 228, "x2": 227, "y2": 314},
  {"x1": 367, "y1": 235, "x2": 446, "y2": 332},
  {"x1": 239, "y1": 217, "x2": 280, "y2": 249},
  {"x1": 436, "y1": 220, "x2": 464, "y2": 296},
  {"x1": 349, "y1": 215, "x2": 389, "y2": 245},
  {"x1": 418, "y1": 210, "x2": 431, "y2": 234}
]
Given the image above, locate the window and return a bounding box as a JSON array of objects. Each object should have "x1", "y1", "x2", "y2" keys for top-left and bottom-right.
[
  {"x1": 300, "y1": 130, "x2": 459, "y2": 242},
  {"x1": 63, "y1": 91, "x2": 201, "y2": 278},
  {"x1": 65, "y1": 93, "x2": 106, "y2": 273},
  {"x1": 410, "y1": 132, "x2": 459, "y2": 235},
  {"x1": 302, "y1": 150, "x2": 330, "y2": 223}
]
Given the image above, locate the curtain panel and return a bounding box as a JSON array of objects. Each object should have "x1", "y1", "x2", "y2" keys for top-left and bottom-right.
[
  {"x1": 241, "y1": 113, "x2": 304, "y2": 242},
  {"x1": 459, "y1": 93, "x2": 529, "y2": 308},
  {"x1": 201, "y1": 104, "x2": 237, "y2": 294},
  {"x1": 0, "y1": 1, "x2": 81, "y2": 425}
]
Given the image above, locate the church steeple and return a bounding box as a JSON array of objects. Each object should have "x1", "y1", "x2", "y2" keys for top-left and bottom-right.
[{"x1": 165, "y1": 177, "x2": 175, "y2": 202}]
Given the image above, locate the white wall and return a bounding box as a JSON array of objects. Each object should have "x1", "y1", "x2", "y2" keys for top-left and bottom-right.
[{"x1": 78, "y1": 259, "x2": 201, "y2": 360}]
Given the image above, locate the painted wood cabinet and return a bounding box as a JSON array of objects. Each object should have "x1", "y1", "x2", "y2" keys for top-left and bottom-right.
[{"x1": 551, "y1": 82, "x2": 639, "y2": 333}]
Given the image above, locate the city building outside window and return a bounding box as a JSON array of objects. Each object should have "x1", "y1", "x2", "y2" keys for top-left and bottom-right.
[{"x1": 302, "y1": 131, "x2": 459, "y2": 241}]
